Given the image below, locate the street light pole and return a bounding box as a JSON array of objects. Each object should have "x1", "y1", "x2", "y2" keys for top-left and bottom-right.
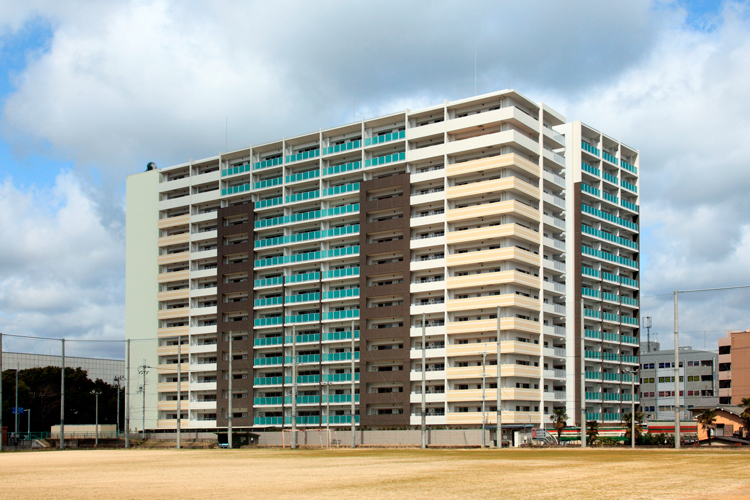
[
  {"x1": 421, "y1": 313, "x2": 426, "y2": 449},
  {"x1": 481, "y1": 347, "x2": 486, "y2": 448},
  {"x1": 624, "y1": 368, "x2": 636, "y2": 449},
  {"x1": 114, "y1": 376, "x2": 124, "y2": 439},
  {"x1": 91, "y1": 390, "x2": 102, "y2": 447},
  {"x1": 580, "y1": 300, "x2": 587, "y2": 448},
  {"x1": 496, "y1": 307, "x2": 502, "y2": 448}
]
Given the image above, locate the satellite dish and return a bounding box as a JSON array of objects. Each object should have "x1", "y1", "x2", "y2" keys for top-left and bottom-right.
[{"x1": 146, "y1": 162, "x2": 156, "y2": 171}]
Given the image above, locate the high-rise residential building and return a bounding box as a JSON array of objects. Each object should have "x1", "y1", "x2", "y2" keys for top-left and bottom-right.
[
  {"x1": 718, "y1": 329, "x2": 750, "y2": 405},
  {"x1": 639, "y1": 345, "x2": 717, "y2": 421},
  {"x1": 125, "y1": 89, "x2": 640, "y2": 435}
]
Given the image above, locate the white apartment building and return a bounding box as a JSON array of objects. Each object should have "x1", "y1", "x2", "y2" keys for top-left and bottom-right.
[{"x1": 125, "y1": 89, "x2": 640, "y2": 434}]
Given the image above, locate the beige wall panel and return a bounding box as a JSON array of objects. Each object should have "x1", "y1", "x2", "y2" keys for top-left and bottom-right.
[
  {"x1": 447, "y1": 294, "x2": 539, "y2": 313},
  {"x1": 446, "y1": 247, "x2": 538, "y2": 268},
  {"x1": 157, "y1": 382, "x2": 189, "y2": 393},
  {"x1": 447, "y1": 200, "x2": 539, "y2": 223},
  {"x1": 447, "y1": 364, "x2": 540, "y2": 380},
  {"x1": 446, "y1": 318, "x2": 540, "y2": 335},
  {"x1": 446, "y1": 224, "x2": 540, "y2": 246},
  {"x1": 447, "y1": 341, "x2": 541, "y2": 357},
  {"x1": 156, "y1": 307, "x2": 190, "y2": 320},
  {"x1": 447, "y1": 177, "x2": 539, "y2": 200},
  {"x1": 446, "y1": 153, "x2": 539, "y2": 178},
  {"x1": 157, "y1": 214, "x2": 190, "y2": 230},
  {"x1": 157, "y1": 233, "x2": 190, "y2": 247},
  {"x1": 447, "y1": 388, "x2": 541, "y2": 402},
  {"x1": 157, "y1": 289, "x2": 190, "y2": 302},
  {"x1": 157, "y1": 251, "x2": 190, "y2": 265},
  {"x1": 447, "y1": 270, "x2": 539, "y2": 289},
  {"x1": 157, "y1": 326, "x2": 190, "y2": 338},
  {"x1": 157, "y1": 270, "x2": 190, "y2": 284}
]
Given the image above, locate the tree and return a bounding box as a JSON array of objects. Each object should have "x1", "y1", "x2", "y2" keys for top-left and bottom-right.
[
  {"x1": 550, "y1": 408, "x2": 568, "y2": 443},
  {"x1": 623, "y1": 411, "x2": 644, "y2": 446},
  {"x1": 586, "y1": 419, "x2": 599, "y2": 445},
  {"x1": 740, "y1": 397, "x2": 750, "y2": 439},
  {"x1": 696, "y1": 409, "x2": 717, "y2": 445}
]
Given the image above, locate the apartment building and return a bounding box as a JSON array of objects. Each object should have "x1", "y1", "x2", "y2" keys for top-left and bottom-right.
[
  {"x1": 639, "y1": 345, "x2": 717, "y2": 421},
  {"x1": 125, "y1": 89, "x2": 640, "y2": 434},
  {"x1": 718, "y1": 329, "x2": 750, "y2": 405}
]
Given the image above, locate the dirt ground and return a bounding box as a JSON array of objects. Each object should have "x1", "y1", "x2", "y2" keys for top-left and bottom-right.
[{"x1": 1, "y1": 448, "x2": 749, "y2": 500}]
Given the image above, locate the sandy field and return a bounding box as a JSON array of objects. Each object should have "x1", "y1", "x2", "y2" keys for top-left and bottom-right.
[{"x1": 1, "y1": 448, "x2": 749, "y2": 500}]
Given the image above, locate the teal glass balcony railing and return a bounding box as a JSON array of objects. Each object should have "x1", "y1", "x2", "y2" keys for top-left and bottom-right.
[
  {"x1": 621, "y1": 316, "x2": 639, "y2": 326},
  {"x1": 620, "y1": 277, "x2": 639, "y2": 288},
  {"x1": 322, "y1": 309, "x2": 360, "y2": 320},
  {"x1": 621, "y1": 296, "x2": 639, "y2": 307},
  {"x1": 284, "y1": 333, "x2": 320, "y2": 344},
  {"x1": 326, "y1": 415, "x2": 359, "y2": 424},
  {"x1": 222, "y1": 183, "x2": 250, "y2": 196},
  {"x1": 283, "y1": 416, "x2": 321, "y2": 425},
  {"x1": 286, "y1": 190, "x2": 319, "y2": 204},
  {"x1": 621, "y1": 199, "x2": 639, "y2": 213},
  {"x1": 322, "y1": 182, "x2": 359, "y2": 197},
  {"x1": 621, "y1": 180, "x2": 638, "y2": 193},
  {"x1": 581, "y1": 162, "x2": 600, "y2": 176},
  {"x1": 254, "y1": 356, "x2": 283, "y2": 366},
  {"x1": 620, "y1": 160, "x2": 638, "y2": 174},
  {"x1": 585, "y1": 370, "x2": 602, "y2": 379},
  {"x1": 255, "y1": 316, "x2": 283, "y2": 327},
  {"x1": 286, "y1": 313, "x2": 320, "y2": 324},
  {"x1": 581, "y1": 141, "x2": 600, "y2": 156},
  {"x1": 322, "y1": 288, "x2": 360, "y2": 300},
  {"x1": 254, "y1": 397, "x2": 282, "y2": 405},
  {"x1": 254, "y1": 245, "x2": 359, "y2": 268},
  {"x1": 254, "y1": 157, "x2": 283, "y2": 171},
  {"x1": 254, "y1": 336, "x2": 283, "y2": 346},
  {"x1": 582, "y1": 266, "x2": 600, "y2": 278},
  {"x1": 581, "y1": 183, "x2": 600, "y2": 197},
  {"x1": 581, "y1": 204, "x2": 638, "y2": 231},
  {"x1": 602, "y1": 151, "x2": 618, "y2": 165},
  {"x1": 254, "y1": 416, "x2": 283, "y2": 425},
  {"x1": 602, "y1": 352, "x2": 619, "y2": 361},
  {"x1": 586, "y1": 412, "x2": 601, "y2": 421},
  {"x1": 586, "y1": 391, "x2": 602, "y2": 400},
  {"x1": 284, "y1": 395, "x2": 320, "y2": 405},
  {"x1": 286, "y1": 149, "x2": 320, "y2": 163},
  {"x1": 602, "y1": 271, "x2": 619, "y2": 283},
  {"x1": 582, "y1": 246, "x2": 639, "y2": 269},
  {"x1": 255, "y1": 196, "x2": 283, "y2": 209},
  {"x1": 582, "y1": 225, "x2": 638, "y2": 250},
  {"x1": 255, "y1": 203, "x2": 359, "y2": 229},
  {"x1": 293, "y1": 354, "x2": 320, "y2": 364},
  {"x1": 296, "y1": 375, "x2": 320, "y2": 384},
  {"x1": 255, "y1": 276, "x2": 283, "y2": 288},
  {"x1": 603, "y1": 392, "x2": 620, "y2": 401},
  {"x1": 327, "y1": 394, "x2": 359, "y2": 403},
  {"x1": 286, "y1": 292, "x2": 320, "y2": 304},
  {"x1": 582, "y1": 287, "x2": 600, "y2": 299},
  {"x1": 365, "y1": 152, "x2": 405, "y2": 167},
  {"x1": 585, "y1": 330, "x2": 602, "y2": 340},
  {"x1": 321, "y1": 330, "x2": 360, "y2": 341},
  {"x1": 286, "y1": 169, "x2": 320, "y2": 184},
  {"x1": 603, "y1": 332, "x2": 620, "y2": 342},
  {"x1": 322, "y1": 351, "x2": 360, "y2": 362},
  {"x1": 286, "y1": 272, "x2": 320, "y2": 284},
  {"x1": 322, "y1": 267, "x2": 360, "y2": 279},
  {"x1": 253, "y1": 177, "x2": 283, "y2": 190},
  {"x1": 602, "y1": 372, "x2": 620, "y2": 381},
  {"x1": 222, "y1": 163, "x2": 251, "y2": 177},
  {"x1": 602, "y1": 171, "x2": 618, "y2": 185},
  {"x1": 364, "y1": 130, "x2": 405, "y2": 146},
  {"x1": 323, "y1": 373, "x2": 360, "y2": 382},
  {"x1": 602, "y1": 292, "x2": 619, "y2": 303},
  {"x1": 255, "y1": 225, "x2": 359, "y2": 249},
  {"x1": 603, "y1": 192, "x2": 619, "y2": 204},
  {"x1": 255, "y1": 296, "x2": 283, "y2": 307},
  {"x1": 621, "y1": 335, "x2": 638, "y2": 344},
  {"x1": 322, "y1": 140, "x2": 361, "y2": 156},
  {"x1": 254, "y1": 376, "x2": 285, "y2": 386},
  {"x1": 621, "y1": 355, "x2": 639, "y2": 363},
  {"x1": 602, "y1": 312, "x2": 620, "y2": 323},
  {"x1": 323, "y1": 161, "x2": 362, "y2": 176},
  {"x1": 584, "y1": 309, "x2": 600, "y2": 319}
]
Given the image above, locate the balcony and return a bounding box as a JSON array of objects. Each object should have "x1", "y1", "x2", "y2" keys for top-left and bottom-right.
[
  {"x1": 322, "y1": 140, "x2": 362, "y2": 156},
  {"x1": 365, "y1": 152, "x2": 405, "y2": 167},
  {"x1": 365, "y1": 130, "x2": 405, "y2": 146},
  {"x1": 286, "y1": 149, "x2": 320, "y2": 164},
  {"x1": 286, "y1": 169, "x2": 319, "y2": 184},
  {"x1": 323, "y1": 160, "x2": 361, "y2": 176}
]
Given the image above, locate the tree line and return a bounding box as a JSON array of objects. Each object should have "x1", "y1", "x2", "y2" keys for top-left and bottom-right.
[{"x1": 1, "y1": 367, "x2": 123, "y2": 434}]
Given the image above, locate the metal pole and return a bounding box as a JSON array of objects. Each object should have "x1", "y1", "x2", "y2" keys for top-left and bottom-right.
[
  {"x1": 114, "y1": 376, "x2": 122, "y2": 439},
  {"x1": 324, "y1": 382, "x2": 331, "y2": 449},
  {"x1": 674, "y1": 291, "x2": 680, "y2": 449},
  {"x1": 60, "y1": 338, "x2": 65, "y2": 450},
  {"x1": 580, "y1": 300, "x2": 586, "y2": 448},
  {"x1": 481, "y1": 348, "x2": 486, "y2": 448},
  {"x1": 92, "y1": 391, "x2": 101, "y2": 447},
  {"x1": 228, "y1": 333, "x2": 233, "y2": 449},
  {"x1": 28, "y1": 409, "x2": 31, "y2": 439},
  {"x1": 421, "y1": 313, "x2": 426, "y2": 449},
  {"x1": 0, "y1": 332, "x2": 3, "y2": 452},
  {"x1": 125, "y1": 339, "x2": 130, "y2": 449},
  {"x1": 142, "y1": 359, "x2": 146, "y2": 440},
  {"x1": 177, "y1": 335, "x2": 181, "y2": 449},
  {"x1": 291, "y1": 326, "x2": 297, "y2": 449},
  {"x1": 350, "y1": 320, "x2": 356, "y2": 449},
  {"x1": 497, "y1": 308, "x2": 502, "y2": 448},
  {"x1": 15, "y1": 366, "x2": 19, "y2": 439},
  {"x1": 631, "y1": 372, "x2": 635, "y2": 449}
]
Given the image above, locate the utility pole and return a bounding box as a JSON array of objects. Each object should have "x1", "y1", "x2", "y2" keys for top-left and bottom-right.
[
  {"x1": 350, "y1": 320, "x2": 356, "y2": 449},
  {"x1": 27, "y1": 408, "x2": 31, "y2": 439},
  {"x1": 138, "y1": 360, "x2": 150, "y2": 440},
  {"x1": 177, "y1": 335, "x2": 182, "y2": 450},
  {"x1": 481, "y1": 347, "x2": 486, "y2": 448},
  {"x1": 91, "y1": 390, "x2": 102, "y2": 446},
  {"x1": 674, "y1": 291, "x2": 680, "y2": 449},
  {"x1": 291, "y1": 326, "x2": 297, "y2": 450},
  {"x1": 228, "y1": 333, "x2": 233, "y2": 449},
  {"x1": 114, "y1": 375, "x2": 124, "y2": 439},
  {"x1": 643, "y1": 316, "x2": 652, "y2": 352},
  {"x1": 60, "y1": 338, "x2": 65, "y2": 450},
  {"x1": 496, "y1": 308, "x2": 502, "y2": 448},
  {"x1": 125, "y1": 339, "x2": 130, "y2": 449},
  {"x1": 630, "y1": 370, "x2": 636, "y2": 449},
  {"x1": 15, "y1": 366, "x2": 19, "y2": 439},
  {"x1": 0, "y1": 332, "x2": 3, "y2": 451},
  {"x1": 323, "y1": 381, "x2": 331, "y2": 448},
  {"x1": 580, "y1": 300, "x2": 586, "y2": 448},
  {"x1": 421, "y1": 313, "x2": 426, "y2": 449}
]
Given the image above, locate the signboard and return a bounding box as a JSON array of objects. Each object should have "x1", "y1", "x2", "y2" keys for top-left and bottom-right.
[{"x1": 12, "y1": 407, "x2": 24, "y2": 415}]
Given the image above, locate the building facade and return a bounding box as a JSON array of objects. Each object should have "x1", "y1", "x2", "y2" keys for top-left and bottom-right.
[
  {"x1": 718, "y1": 329, "x2": 750, "y2": 406},
  {"x1": 639, "y1": 345, "x2": 717, "y2": 421},
  {"x1": 125, "y1": 89, "x2": 640, "y2": 433}
]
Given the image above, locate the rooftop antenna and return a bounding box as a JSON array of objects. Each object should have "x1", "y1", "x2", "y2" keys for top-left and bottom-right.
[{"x1": 643, "y1": 316, "x2": 652, "y2": 352}]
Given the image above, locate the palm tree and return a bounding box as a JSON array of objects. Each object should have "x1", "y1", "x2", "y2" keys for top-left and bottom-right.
[
  {"x1": 623, "y1": 411, "x2": 644, "y2": 445},
  {"x1": 586, "y1": 419, "x2": 599, "y2": 445},
  {"x1": 550, "y1": 408, "x2": 568, "y2": 443},
  {"x1": 740, "y1": 397, "x2": 750, "y2": 438},
  {"x1": 696, "y1": 408, "x2": 717, "y2": 445}
]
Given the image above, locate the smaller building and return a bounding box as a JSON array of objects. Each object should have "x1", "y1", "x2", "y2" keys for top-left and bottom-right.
[
  {"x1": 718, "y1": 329, "x2": 750, "y2": 405},
  {"x1": 639, "y1": 345, "x2": 717, "y2": 421},
  {"x1": 690, "y1": 406, "x2": 748, "y2": 445}
]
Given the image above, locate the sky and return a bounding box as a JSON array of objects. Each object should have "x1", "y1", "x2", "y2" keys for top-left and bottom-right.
[{"x1": 1, "y1": 0, "x2": 750, "y2": 358}]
